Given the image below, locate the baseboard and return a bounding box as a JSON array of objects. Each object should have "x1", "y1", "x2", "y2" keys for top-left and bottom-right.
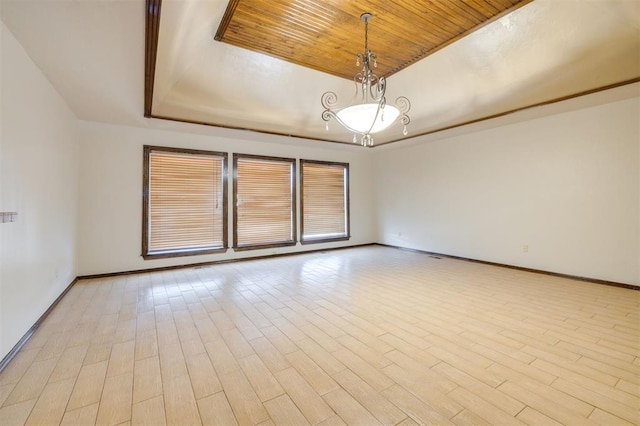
[
  {"x1": 0, "y1": 278, "x2": 78, "y2": 374},
  {"x1": 79, "y1": 242, "x2": 639, "y2": 288},
  {"x1": 376, "y1": 243, "x2": 639, "y2": 291},
  {"x1": 77, "y1": 243, "x2": 376, "y2": 279}
]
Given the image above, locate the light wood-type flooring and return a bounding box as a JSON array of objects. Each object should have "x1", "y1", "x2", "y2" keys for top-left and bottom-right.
[{"x1": 0, "y1": 246, "x2": 638, "y2": 425}]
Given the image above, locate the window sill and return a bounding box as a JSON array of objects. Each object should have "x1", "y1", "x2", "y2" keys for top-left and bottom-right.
[
  {"x1": 142, "y1": 247, "x2": 228, "y2": 260},
  {"x1": 300, "y1": 236, "x2": 350, "y2": 245},
  {"x1": 233, "y1": 241, "x2": 297, "y2": 252}
]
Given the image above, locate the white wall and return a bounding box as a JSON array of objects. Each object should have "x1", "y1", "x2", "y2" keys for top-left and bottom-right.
[
  {"x1": 374, "y1": 89, "x2": 640, "y2": 286},
  {"x1": 0, "y1": 22, "x2": 79, "y2": 359},
  {"x1": 77, "y1": 121, "x2": 375, "y2": 276}
]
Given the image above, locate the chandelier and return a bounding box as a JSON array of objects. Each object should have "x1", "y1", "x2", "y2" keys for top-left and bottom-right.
[{"x1": 321, "y1": 13, "x2": 411, "y2": 147}]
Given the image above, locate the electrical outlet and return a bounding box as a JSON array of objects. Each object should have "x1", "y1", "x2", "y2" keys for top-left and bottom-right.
[
  {"x1": 0, "y1": 212, "x2": 18, "y2": 223},
  {"x1": 523, "y1": 245, "x2": 529, "y2": 253}
]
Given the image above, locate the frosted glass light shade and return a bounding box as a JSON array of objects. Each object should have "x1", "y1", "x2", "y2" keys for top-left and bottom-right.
[{"x1": 336, "y1": 103, "x2": 400, "y2": 134}]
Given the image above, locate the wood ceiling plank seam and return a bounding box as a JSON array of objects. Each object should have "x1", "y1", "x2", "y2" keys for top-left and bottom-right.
[
  {"x1": 276, "y1": 15, "x2": 333, "y2": 33},
  {"x1": 447, "y1": 0, "x2": 488, "y2": 23},
  {"x1": 466, "y1": 0, "x2": 503, "y2": 18},
  {"x1": 226, "y1": 23, "x2": 321, "y2": 48},
  {"x1": 235, "y1": 1, "x2": 336, "y2": 32},
  {"x1": 234, "y1": 10, "x2": 330, "y2": 34},
  {"x1": 405, "y1": 1, "x2": 472, "y2": 36},
  {"x1": 485, "y1": 0, "x2": 519, "y2": 14},
  {"x1": 419, "y1": 0, "x2": 484, "y2": 29},
  {"x1": 226, "y1": 9, "x2": 340, "y2": 48},
  {"x1": 282, "y1": 0, "x2": 340, "y2": 24},
  {"x1": 369, "y1": 6, "x2": 448, "y2": 50},
  {"x1": 264, "y1": 25, "x2": 333, "y2": 45},
  {"x1": 370, "y1": 4, "x2": 456, "y2": 42},
  {"x1": 326, "y1": 1, "x2": 387, "y2": 20},
  {"x1": 366, "y1": 14, "x2": 443, "y2": 53},
  {"x1": 220, "y1": 31, "x2": 344, "y2": 71},
  {"x1": 484, "y1": 0, "x2": 517, "y2": 10}
]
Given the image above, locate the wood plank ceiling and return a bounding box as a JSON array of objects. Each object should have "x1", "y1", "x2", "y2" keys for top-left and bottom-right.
[{"x1": 215, "y1": 0, "x2": 533, "y2": 80}]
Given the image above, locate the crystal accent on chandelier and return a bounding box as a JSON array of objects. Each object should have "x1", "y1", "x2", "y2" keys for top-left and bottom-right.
[{"x1": 321, "y1": 12, "x2": 411, "y2": 147}]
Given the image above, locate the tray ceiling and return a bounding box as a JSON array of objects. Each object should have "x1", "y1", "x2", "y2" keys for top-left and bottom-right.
[
  {"x1": 214, "y1": 0, "x2": 532, "y2": 80},
  {"x1": 145, "y1": 0, "x2": 639, "y2": 146},
  {"x1": 0, "y1": 0, "x2": 637, "y2": 147}
]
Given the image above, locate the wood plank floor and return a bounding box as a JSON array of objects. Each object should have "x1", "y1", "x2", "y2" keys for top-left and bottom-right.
[{"x1": 1, "y1": 246, "x2": 638, "y2": 425}]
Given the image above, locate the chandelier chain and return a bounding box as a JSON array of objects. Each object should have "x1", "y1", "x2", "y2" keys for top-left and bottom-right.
[{"x1": 364, "y1": 15, "x2": 368, "y2": 53}]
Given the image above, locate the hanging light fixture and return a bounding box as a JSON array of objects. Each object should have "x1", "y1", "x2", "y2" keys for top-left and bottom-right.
[{"x1": 321, "y1": 12, "x2": 410, "y2": 147}]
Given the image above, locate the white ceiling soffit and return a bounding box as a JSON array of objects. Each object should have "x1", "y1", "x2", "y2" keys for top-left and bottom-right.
[
  {"x1": 149, "y1": 0, "x2": 640, "y2": 146},
  {"x1": 1, "y1": 0, "x2": 639, "y2": 147}
]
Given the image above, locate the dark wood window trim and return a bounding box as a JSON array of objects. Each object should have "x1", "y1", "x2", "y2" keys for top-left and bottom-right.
[
  {"x1": 300, "y1": 159, "x2": 350, "y2": 245},
  {"x1": 142, "y1": 145, "x2": 228, "y2": 259},
  {"x1": 233, "y1": 153, "x2": 297, "y2": 251}
]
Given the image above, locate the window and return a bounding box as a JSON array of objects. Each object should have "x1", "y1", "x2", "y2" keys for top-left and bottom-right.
[
  {"x1": 300, "y1": 160, "x2": 349, "y2": 243},
  {"x1": 142, "y1": 146, "x2": 227, "y2": 258},
  {"x1": 233, "y1": 154, "x2": 296, "y2": 250}
]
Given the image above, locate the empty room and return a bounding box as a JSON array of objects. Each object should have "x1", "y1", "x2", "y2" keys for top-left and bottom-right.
[{"x1": 0, "y1": 0, "x2": 638, "y2": 425}]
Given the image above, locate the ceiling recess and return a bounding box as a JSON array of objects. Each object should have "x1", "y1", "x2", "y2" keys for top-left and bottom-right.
[{"x1": 214, "y1": 0, "x2": 533, "y2": 80}]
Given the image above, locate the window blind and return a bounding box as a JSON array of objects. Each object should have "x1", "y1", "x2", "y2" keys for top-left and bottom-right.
[
  {"x1": 301, "y1": 160, "x2": 349, "y2": 242},
  {"x1": 234, "y1": 155, "x2": 296, "y2": 249},
  {"x1": 144, "y1": 147, "x2": 227, "y2": 257}
]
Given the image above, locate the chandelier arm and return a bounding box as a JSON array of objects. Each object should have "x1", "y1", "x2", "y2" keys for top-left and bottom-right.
[
  {"x1": 395, "y1": 96, "x2": 411, "y2": 114},
  {"x1": 321, "y1": 92, "x2": 339, "y2": 124},
  {"x1": 395, "y1": 96, "x2": 411, "y2": 125},
  {"x1": 353, "y1": 73, "x2": 365, "y2": 100},
  {"x1": 369, "y1": 75, "x2": 385, "y2": 101},
  {"x1": 321, "y1": 91, "x2": 338, "y2": 110}
]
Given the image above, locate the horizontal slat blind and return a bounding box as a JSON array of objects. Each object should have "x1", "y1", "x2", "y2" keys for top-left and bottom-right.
[
  {"x1": 148, "y1": 149, "x2": 225, "y2": 253},
  {"x1": 301, "y1": 161, "x2": 348, "y2": 241},
  {"x1": 235, "y1": 156, "x2": 295, "y2": 248}
]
